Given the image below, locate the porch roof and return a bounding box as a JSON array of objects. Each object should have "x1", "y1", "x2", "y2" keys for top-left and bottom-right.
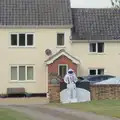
[{"x1": 45, "y1": 49, "x2": 80, "y2": 65}]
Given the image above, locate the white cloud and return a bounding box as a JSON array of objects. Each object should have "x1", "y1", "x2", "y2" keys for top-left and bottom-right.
[{"x1": 70, "y1": 0, "x2": 112, "y2": 8}]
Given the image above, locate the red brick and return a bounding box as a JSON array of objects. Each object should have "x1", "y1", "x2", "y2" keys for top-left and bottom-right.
[{"x1": 48, "y1": 55, "x2": 77, "y2": 74}]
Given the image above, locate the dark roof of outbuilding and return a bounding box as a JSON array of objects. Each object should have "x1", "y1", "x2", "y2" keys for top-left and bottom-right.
[
  {"x1": 0, "y1": 0, "x2": 72, "y2": 27},
  {"x1": 72, "y1": 8, "x2": 120, "y2": 40}
]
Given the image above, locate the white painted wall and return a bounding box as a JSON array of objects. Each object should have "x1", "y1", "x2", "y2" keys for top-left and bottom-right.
[
  {"x1": 0, "y1": 28, "x2": 71, "y2": 94},
  {"x1": 0, "y1": 27, "x2": 120, "y2": 94},
  {"x1": 71, "y1": 42, "x2": 120, "y2": 77}
]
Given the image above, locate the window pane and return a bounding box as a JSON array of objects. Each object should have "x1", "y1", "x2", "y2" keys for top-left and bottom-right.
[
  {"x1": 19, "y1": 66, "x2": 25, "y2": 80},
  {"x1": 27, "y1": 34, "x2": 33, "y2": 46},
  {"x1": 59, "y1": 66, "x2": 62, "y2": 77},
  {"x1": 11, "y1": 34, "x2": 17, "y2": 46},
  {"x1": 98, "y1": 43, "x2": 104, "y2": 53},
  {"x1": 90, "y1": 43, "x2": 96, "y2": 52},
  {"x1": 98, "y1": 69, "x2": 104, "y2": 75},
  {"x1": 19, "y1": 34, "x2": 25, "y2": 46},
  {"x1": 59, "y1": 65, "x2": 67, "y2": 78},
  {"x1": 90, "y1": 70, "x2": 96, "y2": 75},
  {"x1": 27, "y1": 66, "x2": 33, "y2": 80},
  {"x1": 11, "y1": 67, "x2": 17, "y2": 80},
  {"x1": 57, "y1": 34, "x2": 64, "y2": 46}
]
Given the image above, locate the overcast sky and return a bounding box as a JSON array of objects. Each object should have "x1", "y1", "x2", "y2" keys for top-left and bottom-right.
[{"x1": 71, "y1": 0, "x2": 112, "y2": 8}]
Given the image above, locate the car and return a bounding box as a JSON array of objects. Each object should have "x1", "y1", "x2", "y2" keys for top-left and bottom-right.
[
  {"x1": 95, "y1": 77, "x2": 120, "y2": 84},
  {"x1": 77, "y1": 75, "x2": 115, "y2": 84}
]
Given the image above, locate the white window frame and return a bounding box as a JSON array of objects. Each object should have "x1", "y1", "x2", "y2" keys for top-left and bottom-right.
[
  {"x1": 26, "y1": 33, "x2": 35, "y2": 47},
  {"x1": 56, "y1": 32, "x2": 65, "y2": 47},
  {"x1": 88, "y1": 68, "x2": 104, "y2": 75},
  {"x1": 89, "y1": 42, "x2": 97, "y2": 53},
  {"x1": 10, "y1": 65, "x2": 35, "y2": 82},
  {"x1": 10, "y1": 33, "x2": 35, "y2": 47},
  {"x1": 89, "y1": 42, "x2": 104, "y2": 53},
  {"x1": 58, "y1": 64, "x2": 68, "y2": 77}
]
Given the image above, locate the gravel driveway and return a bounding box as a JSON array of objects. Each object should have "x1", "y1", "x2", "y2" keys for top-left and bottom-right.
[{"x1": 1, "y1": 104, "x2": 119, "y2": 120}]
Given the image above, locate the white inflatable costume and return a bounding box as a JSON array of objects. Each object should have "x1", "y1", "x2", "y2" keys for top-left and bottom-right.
[{"x1": 64, "y1": 69, "x2": 78, "y2": 103}]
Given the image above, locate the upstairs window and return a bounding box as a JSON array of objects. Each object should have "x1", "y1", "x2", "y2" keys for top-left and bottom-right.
[
  {"x1": 90, "y1": 43, "x2": 96, "y2": 52},
  {"x1": 98, "y1": 43, "x2": 104, "y2": 53},
  {"x1": 11, "y1": 33, "x2": 34, "y2": 47},
  {"x1": 89, "y1": 69, "x2": 104, "y2": 75},
  {"x1": 57, "y1": 33, "x2": 64, "y2": 46},
  {"x1": 11, "y1": 34, "x2": 17, "y2": 46},
  {"x1": 27, "y1": 34, "x2": 33, "y2": 45},
  {"x1": 90, "y1": 42, "x2": 104, "y2": 53},
  {"x1": 19, "y1": 34, "x2": 25, "y2": 46}
]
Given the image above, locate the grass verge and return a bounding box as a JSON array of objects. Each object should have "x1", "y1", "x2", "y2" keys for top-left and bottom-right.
[
  {"x1": 0, "y1": 108, "x2": 32, "y2": 120},
  {"x1": 50, "y1": 100, "x2": 120, "y2": 118}
]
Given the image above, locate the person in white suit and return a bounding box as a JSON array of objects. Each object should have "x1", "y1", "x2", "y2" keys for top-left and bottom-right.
[{"x1": 64, "y1": 69, "x2": 78, "y2": 103}]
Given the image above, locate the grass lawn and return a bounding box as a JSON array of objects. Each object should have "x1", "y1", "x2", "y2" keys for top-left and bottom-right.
[
  {"x1": 0, "y1": 108, "x2": 32, "y2": 120},
  {"x1": 50, "y1": 100, "x2": 120, "y2": 118}
]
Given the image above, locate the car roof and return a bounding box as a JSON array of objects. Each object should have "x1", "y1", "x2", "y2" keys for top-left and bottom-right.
[{"x1": 80, "y1": 75, "x2": 115, "y2": 80}]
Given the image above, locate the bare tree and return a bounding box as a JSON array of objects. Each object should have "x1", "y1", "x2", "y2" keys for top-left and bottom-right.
[{"x1": 111, "y1": 0, "x2": 120, "y2": 8}]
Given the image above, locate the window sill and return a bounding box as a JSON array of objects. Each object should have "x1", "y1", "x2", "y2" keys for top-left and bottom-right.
[
  {"x1": 88, "y1": 53, "x2": 106, "y2": 55},
  {"x1": 9, "y1": 80, "x2": 36, "y2": 83},
  {"x1": 9, "y1": 46, "x2": 36, "y2": 49},
  {"x1": 56, "y1": 46, "x2": 66, "y2": 48}
]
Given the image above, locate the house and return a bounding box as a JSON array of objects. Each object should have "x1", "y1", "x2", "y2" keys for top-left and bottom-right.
[{"x1": 0, "y1": 0, "x2": 120, "y2": 95}]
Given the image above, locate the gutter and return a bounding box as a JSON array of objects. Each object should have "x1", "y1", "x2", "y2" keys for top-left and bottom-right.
[
  {"x1": 0, "y1": 25, "x2": 73, "y2": 29},
  {"x1": 71, "y1": 40, "x2": 120, "y2": 43}
]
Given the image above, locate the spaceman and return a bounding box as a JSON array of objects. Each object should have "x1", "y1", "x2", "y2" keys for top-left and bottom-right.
[{"x1": 64, "y1": 69, "x2": 78, "y2": 103}]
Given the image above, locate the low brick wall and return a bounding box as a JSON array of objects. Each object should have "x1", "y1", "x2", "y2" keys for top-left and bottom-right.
[
  {"x1": 90, "y1": 85, "x2": 120, "y2": 100},
  {"x1": 48, "y1": 84, "x2": 60, "y2": 103},
  {"x1": 48, "y1": 84, "x2": 120, "y2": 102}
]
